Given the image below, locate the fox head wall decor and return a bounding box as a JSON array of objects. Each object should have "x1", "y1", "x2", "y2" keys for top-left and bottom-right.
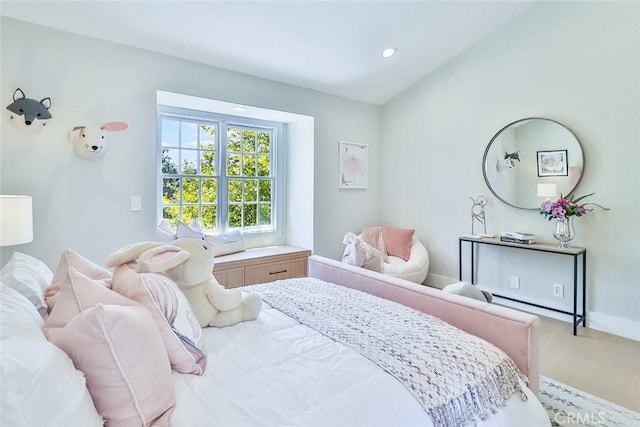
[{"x1": 6, "y1": 88, "x2": 52, "y2": 132}]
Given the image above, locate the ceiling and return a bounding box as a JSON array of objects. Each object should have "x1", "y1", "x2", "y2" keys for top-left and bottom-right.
[{"x1": 0, "y1": 1, "x2": 535, "y2": 105}]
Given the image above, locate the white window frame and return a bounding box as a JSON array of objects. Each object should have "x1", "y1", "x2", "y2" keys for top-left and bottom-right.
[{"x1": 157, "y1": 105, "x2": 285, "y2": 246}]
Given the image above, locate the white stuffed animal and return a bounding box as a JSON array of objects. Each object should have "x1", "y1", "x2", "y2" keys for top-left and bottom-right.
[
  {"x1": 69, "y1": 121, "x2": 128, "y2": 160},
  {"x1": 107, "y1": 238, "x2": 262, "y2": 327},
  {"x1": 442, "y1": 282, "x2": 493, "y2": 303}
]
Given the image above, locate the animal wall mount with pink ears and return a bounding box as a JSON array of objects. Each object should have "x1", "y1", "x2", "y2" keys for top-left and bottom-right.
[{"x1": 69, "y1": 121, "x2": 128, "y2": 160}]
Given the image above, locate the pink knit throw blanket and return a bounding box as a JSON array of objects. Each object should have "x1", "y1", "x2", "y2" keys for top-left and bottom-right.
[{"x1": 248, "y1": 277, "x2": 528, "y2": 427}]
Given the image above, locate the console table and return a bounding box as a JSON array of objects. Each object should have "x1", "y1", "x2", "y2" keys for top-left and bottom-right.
[{"x1": 458, "y1": 236, "x2": 586, "y2": 335}]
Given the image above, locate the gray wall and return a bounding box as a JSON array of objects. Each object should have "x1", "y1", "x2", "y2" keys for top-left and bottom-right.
[
  {"x1": 381, "y1": 1, "x2": 639, "y2": 339},
  {"x1": 0, "y1": 17, "x2": 383, "y2": 268},
  {"x1": 1, "y1": 1, "x2": 638, "y2": 340}
]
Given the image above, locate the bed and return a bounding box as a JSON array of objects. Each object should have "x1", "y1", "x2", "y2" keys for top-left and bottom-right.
[{"x1": 0, "y1": 251, "x2": 549, "y2": 427}]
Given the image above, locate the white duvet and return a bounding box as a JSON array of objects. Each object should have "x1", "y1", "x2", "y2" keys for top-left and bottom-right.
[{"x1": 170, "y1": 303, "x2": 550, "y2": 427}]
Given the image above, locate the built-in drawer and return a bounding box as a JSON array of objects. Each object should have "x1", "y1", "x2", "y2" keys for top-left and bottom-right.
[
  {"x1": 211, "y1": 245, "x2": 310, "y2": 287},
  {"x1": 244, "y1": 259, "x2": 307, "y2": 285}
]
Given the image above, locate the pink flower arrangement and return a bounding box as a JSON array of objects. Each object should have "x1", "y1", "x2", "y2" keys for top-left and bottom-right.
[{"x1": 540, "y1": 192, "x2": 609, "y2": 220}]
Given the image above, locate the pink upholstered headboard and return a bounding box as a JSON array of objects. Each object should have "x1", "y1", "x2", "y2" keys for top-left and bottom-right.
[{"x1": 307, "y1": 255, "x2": 540, "y2": 395}]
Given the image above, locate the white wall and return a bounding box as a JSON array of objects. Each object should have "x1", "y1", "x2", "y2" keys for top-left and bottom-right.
[
  {"x1": 0, "y1": 17, "x2": 382, "y2": 268},
  {"x1": 381, "y1": 2, "x2": 640, "y2": 339}
]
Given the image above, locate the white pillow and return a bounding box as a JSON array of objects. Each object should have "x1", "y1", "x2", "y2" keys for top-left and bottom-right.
[
  {"x1": 156, "y1": 219, "x2": 176, "y2": 242},
  {"x1": 176, "y1": 221, "x2": 204, "y2": 239},
  {"x1": 205, "y1": 230, "x2": 246, "y2": 257},
  {"x1": 0, "y1": 252, "x2": 53, "y2": 317},
  {"x1": 0, "y1": 283, "x2": 102, "y2": 427},
  {"x1": 342, "y1": 232, "x2": 384, "y2": 272},
  {"x1": 0, "y1": 282, "x2": 44, "y2": 338}
]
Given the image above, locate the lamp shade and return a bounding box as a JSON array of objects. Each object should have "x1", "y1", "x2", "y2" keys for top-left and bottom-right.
[
  {"x1": 537, "y1": 183, "x2": 557, "y2": 198},
  {"x1": 0, "y1": 195, "x2": 33, "y2": 246}
]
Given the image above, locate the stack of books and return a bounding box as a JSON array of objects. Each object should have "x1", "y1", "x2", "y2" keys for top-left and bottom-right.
[{"x1": 500, "y1": 231, "x2": 536, "y2": 244}]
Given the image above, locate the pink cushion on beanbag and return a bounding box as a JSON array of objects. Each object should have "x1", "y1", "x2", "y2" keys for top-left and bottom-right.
[
  {"x1": 111, "y1": 263, "x2": 205, "y2": 375},
  {"x1": 382, "y1": 227, "x2": 415, "y2": 261},
  {"x1": 45, "y1": 249, "x2": 112, "y2": 312},
  {"x1": 50, "y1": 303, "x2": 175, "y2": 426}
]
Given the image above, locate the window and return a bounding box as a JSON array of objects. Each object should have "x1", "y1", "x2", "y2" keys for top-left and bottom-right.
[{"x1": 157, "y1": 106, "x2": 283, "y2": 241}]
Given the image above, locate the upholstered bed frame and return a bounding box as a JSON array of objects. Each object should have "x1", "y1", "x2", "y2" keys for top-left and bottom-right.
[{"x1": 308, "y1": 255, "x2": 540, "y2": 395}]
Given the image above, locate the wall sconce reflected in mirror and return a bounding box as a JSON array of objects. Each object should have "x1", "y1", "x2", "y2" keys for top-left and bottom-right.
[{"x1": 537, "y1": 183, "x2": 557, "y2": 201}]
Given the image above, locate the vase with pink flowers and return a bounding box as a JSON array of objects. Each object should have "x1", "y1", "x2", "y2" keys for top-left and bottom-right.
[{"x1": 539, "y1": 192, "x2": 609, "y2": 248}]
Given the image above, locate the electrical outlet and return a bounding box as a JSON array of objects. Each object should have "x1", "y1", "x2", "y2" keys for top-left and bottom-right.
[
  {"x1": 553, "y1": 283, "x2": 564, "y2": 298},
  {"x1": 510, "y1": 276, "x2": 520, "y2": 289}
]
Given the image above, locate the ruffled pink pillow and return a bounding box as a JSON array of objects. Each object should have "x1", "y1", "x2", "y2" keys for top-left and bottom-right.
[{"x1": 382, "y1": 227, "x2": 415, "y2": 261}]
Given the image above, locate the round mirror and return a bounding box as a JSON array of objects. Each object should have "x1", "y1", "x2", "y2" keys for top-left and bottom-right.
[{"x1": 482, "y1": 118, "x2": 584, "y2": 210}]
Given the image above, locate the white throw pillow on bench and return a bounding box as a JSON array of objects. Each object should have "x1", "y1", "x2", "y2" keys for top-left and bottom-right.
[{"x1": 205, "y1": 230, "x2": 246, "y2": 257}]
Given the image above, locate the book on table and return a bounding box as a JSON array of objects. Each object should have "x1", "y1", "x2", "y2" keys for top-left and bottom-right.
[
  {"x1": 500, "y1": 236, "x2": 536, "y2": 244},
  {"x1": 501, "y1": 231, "x2": 536, "y2": 240}
]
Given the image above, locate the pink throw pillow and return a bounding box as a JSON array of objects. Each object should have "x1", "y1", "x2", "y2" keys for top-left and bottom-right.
[
  {"x1": 45, "y1": 249, "x2": 112, "y2": 312},
  {"x1": 44, "y1": 267, "x2": 137, "y2": 339},
  {"x1": 111, "y1": 263, "x2": 206, "y2": 375},
  {"x1": 51, "y1": 304, "x2": 175, "y2": 426},
  {"x1": 382, "y1": 227, "x2": 415, "y2": 261}
]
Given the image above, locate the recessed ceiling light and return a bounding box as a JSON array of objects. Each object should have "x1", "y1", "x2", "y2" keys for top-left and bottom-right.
[
  {"x1": 382, "y1": 47, "x2": 397, "y2": 58},
  {"x1": 232, "y1": 107, "x2": 247, "y2": 112}
]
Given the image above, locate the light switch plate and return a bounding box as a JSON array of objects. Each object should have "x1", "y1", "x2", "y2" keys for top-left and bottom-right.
[{"x1": 131, "y1": 196, "x2": 141, "y2": 211}]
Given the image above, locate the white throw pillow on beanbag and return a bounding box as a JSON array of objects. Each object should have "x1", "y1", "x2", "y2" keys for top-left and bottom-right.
[{"x1": 342, "y1": 232, "x2": 384, "y2": 273}]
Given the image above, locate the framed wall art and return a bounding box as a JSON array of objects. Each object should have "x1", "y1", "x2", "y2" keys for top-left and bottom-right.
[
  {"x1": 339, "y1": 141, "x2": 368, "y2": 189},
  {"x1": 537, "y1": 149, "x2": 568, "y2": 177}
]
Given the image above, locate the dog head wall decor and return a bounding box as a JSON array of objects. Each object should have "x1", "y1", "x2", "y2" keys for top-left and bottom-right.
[
  {"x1": 6, "y1": 88, "x2": 52, "y2": 132},
  {"x1": 69, "y1": 121, "x2": 129, "y2": 160}
]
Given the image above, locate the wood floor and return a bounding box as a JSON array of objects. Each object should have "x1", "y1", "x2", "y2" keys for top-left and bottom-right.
[{"x1": 538, "y1": 315, "x2": 640, "y2": 412}]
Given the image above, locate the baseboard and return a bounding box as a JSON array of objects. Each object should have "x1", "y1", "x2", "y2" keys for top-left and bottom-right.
[
  {"x1": 587, "y1": 311, "x2": 640, "y2": 342},
  {"x1": 492, "y1": 297, "x2": 640, "y2": 342},
  {"x1": 427, "y1": 274, "x2": 640, "y2": 342}
]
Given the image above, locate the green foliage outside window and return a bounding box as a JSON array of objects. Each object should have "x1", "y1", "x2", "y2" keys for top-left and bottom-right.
[{"x1": 161, "y1": 118, "x2": 274, "y2": 232}]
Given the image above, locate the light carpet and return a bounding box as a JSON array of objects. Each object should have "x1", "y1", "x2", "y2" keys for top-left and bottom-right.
[{"x1": 539, "y1": 376, "x2": 640, "y2": 427}]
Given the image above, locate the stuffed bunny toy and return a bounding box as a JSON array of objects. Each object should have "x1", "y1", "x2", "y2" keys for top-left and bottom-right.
[
  {"x1": 107, "y1": 238, "x2": 262, "y2": 327},
  {"x1": 442, "y1": 282, "x2": 493, "y2": 303}
]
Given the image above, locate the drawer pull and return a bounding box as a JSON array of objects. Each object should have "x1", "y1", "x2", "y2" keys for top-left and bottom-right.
[{"x1": 269, "y1": 269, "x2": 288, "y2": 275}]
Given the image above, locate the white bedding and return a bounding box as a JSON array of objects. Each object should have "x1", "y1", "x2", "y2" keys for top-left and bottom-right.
[{"x1": 170, "y1": 302, "x2": 550, "y2": 427}]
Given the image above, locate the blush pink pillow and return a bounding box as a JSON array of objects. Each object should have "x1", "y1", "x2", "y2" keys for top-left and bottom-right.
[
  {"x1": 382, "y1": 227, "x2": 415, "y2": 261},
  {"x1": 50, "y1": 304, "x2": 175, "y2": 426},
  {"x1": 111, "y1": 263, "x2": 206, "y2": 375},
  {"x1": 43, "y1": 267, "x2": 136, "y2": 340},
  {"x1": 45, "y1": 249, "x2": 112, "y2": 312}
]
